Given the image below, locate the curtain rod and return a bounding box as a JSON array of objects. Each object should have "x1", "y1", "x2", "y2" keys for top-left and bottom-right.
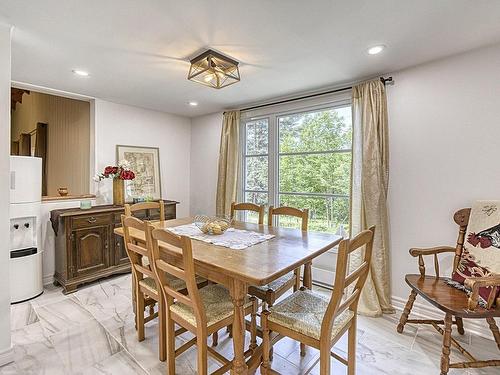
[{"x1": 225, "y1": 76, "x2": 393, "y2": 114}]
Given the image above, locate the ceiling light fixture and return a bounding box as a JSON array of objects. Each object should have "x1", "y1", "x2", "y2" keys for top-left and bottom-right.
[
  {"x1": 188, "y1": 101, "x2": 198, "y2": 106},
  {"x1": 72, "y1": 69, "x2": 90, "y2": 77},
  {"x1": 188, "y1": 49, "x2": 240, "y2": 89},
  {"x1": 367, "y1": 45, "x2": 386, "y2": 55}
]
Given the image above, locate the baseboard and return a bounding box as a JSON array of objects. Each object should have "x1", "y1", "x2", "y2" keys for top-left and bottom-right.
[
  {"x1": 392, "y1": 295, "x2": 496, "y2": 340},
  {"x1": 42, "y1": 274, "x2": 54, "y2": 286},
  {"x1": 0, "y1": 345, "x2": 14, "y2": 367}
]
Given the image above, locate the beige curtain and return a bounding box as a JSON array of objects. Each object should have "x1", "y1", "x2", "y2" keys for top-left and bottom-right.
[
  {"x1": 350, "y1": 79, "x2": 395, "y2": 317},
  {"x1": 216, "y1": 111, "x2": 240, "y2": 216}
]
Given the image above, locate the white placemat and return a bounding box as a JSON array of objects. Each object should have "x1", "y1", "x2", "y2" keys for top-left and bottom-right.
[{"x1": 167, "y1": 223, "x2": 274, "y2": 250}]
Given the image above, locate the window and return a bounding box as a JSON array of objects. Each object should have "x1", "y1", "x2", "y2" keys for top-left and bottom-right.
[{"x1": 242, "y1": 99, "x2": 352, "y2": 234}]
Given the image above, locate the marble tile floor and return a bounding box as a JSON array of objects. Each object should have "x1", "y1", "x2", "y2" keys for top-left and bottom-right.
[{"x1": 1, "y1": 274, "x2": 499, "y2": 374}]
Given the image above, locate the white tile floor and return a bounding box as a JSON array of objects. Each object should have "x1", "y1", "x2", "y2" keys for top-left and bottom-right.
[{"x1": 1, "y1": 274, "x2": 498, "y2": 374}]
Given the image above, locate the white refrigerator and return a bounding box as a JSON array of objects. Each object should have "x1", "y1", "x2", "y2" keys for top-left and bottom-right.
[{"x1": 10, "y1": 156, "x2": 43, "y2": 303}]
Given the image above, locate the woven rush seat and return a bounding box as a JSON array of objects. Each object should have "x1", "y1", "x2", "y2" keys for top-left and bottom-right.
[
  {"x1": 249, "y1": 272, "x2": 295, "y2": 294},
  {"x1": 139, "y1": 275, "x2": 206, "y2": 293},
  {"x1": 268, "y1": 289, "x2": 354, "y2": 340},
  {"x1": 170, "y1": 284, "x2": 253, "y2": 327}
]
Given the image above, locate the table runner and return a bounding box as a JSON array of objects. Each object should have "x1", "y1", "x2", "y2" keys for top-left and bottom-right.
[{"x1": 167, "y1": 223, "x2": 274, "y2": 250}]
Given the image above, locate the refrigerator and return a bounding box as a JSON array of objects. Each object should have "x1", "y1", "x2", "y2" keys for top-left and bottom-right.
[{"x1": 10, "y1": 156, "x2": 43, "y2": 303}]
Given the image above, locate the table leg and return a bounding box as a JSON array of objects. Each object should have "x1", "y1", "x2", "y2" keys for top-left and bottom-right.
[
  {"x1": 230, "y1": 279, "x2": 249, "y2": 375},
  {"x1": 304, "y1": 261, "x2": 312, "y2": 289}
]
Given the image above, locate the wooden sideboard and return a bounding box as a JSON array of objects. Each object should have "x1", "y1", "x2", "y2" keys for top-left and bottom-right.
[{"x1": 51, "y1": 200, "x2": 178, "y2": 293}]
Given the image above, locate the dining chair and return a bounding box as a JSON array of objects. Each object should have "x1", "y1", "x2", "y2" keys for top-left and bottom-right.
[
  {"x1": 248, "y1": 205, "x2": 310, "y2": 357},
  {"x1": 260, "y1": 226, "x2": 375, "y2": 375},
  {"x1": 124, "y1": 200, "x2": 165, "y2": 222},
  {"x1": 147, "y1": 224, "x2": 258, "y2": 375},
  {"x1": 230, "y1": 202, "x2": 265, "y2": 224},
  {"x1": 248, "y1": 206, "x2": 309, "y2": 309},
  {"x1": 121, "y1": 215, "x2": 206, "y2": 361}
]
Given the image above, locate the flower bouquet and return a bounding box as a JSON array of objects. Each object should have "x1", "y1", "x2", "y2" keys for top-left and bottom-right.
[{"x1": 93, "y1": 160, "x2": 135, "y2": 205}]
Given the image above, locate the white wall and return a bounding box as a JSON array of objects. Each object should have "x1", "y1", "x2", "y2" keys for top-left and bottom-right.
[
  {"x1": 94, "y1": 99, "x2": 192, "y2": 217},
  {"x1": 190, "y1": 112, "x2": 222, "y2": 216},
  {"x1": 387, "y1": 43, "x2": 500, "y2": 304},
  {"x1": 0, "y1": 23, "x2": 13, "y2": 365}
]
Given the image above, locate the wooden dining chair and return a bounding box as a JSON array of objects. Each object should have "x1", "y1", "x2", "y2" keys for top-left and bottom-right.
[
  {"x1": 121, "y1": 215, "x2": 206, "y2": 361},
  {"x1": 260, "y1": 226, "x2": 375, "y2": 375},
  {"x1": 248, "y1": 205, "x2": 310, "y2": 357},
  {"x1": 147, "y1": 224, "x2": 258, "y2": 375},
  {"x1": 248, "y1": 206, "x2": 309, "y2": 310},
  {"x1": 230, "y1": 202, "x2": 265, "y2": 225},
  {"x1": 124, "y1": 200, "x2": 165, "y2": 222},
  {"x1": 121, "y1": 215, "x2": 168, "y2": 361}
]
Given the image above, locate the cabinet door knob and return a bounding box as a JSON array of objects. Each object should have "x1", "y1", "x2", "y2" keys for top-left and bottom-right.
[{"x1": 87, "y1": 217, "x2": 97, "y2": 223}]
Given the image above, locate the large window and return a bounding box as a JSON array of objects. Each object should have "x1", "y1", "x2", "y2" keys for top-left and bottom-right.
[{"x1": 242, "y1": 100, "x2": 352, "y2": 234}]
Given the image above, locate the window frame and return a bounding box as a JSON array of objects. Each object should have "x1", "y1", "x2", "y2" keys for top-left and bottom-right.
[{"x1": 240, "y1": 92, "x2": 352, "y2": 228}]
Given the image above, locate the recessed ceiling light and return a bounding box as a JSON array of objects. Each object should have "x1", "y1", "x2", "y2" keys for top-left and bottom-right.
[
  {"x1": 72, "y1": 69, "x2": 90, "y2": 77},
  {"x1": 188, "y1": 101, "x2": 198, "y2": 106},
  {"x1": 367, "y1": 45, "x2": 386, "y2": 55}
]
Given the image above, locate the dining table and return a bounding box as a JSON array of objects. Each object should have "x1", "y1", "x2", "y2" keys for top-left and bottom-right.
[{"x1": 114, "y1": 217, "x2": 342, "y2": 374}]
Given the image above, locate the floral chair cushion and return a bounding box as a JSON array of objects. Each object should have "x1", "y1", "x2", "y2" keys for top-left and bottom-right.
[
  {"x1": 450, "y1": 201, "x2": 500, "y2": 305},
  {"x1": 268, "y1": 289, "x2": 354, "y2": 340}
]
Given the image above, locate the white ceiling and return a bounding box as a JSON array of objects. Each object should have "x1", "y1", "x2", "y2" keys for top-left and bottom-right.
[{"x1": 1, "y1": 0, "x2": 500, "y2": 117}]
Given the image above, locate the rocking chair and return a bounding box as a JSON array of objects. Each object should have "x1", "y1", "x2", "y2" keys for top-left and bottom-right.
[{"x1": 397, "y1": 208, "x2": 500, "y2": 375}]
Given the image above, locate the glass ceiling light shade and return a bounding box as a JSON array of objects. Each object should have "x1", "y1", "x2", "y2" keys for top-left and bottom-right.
[{"x1": 188, "y1": 49, "x2": 240, "y2": 89}]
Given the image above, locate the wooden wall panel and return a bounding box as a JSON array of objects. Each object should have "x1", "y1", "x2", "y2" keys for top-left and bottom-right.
[{"x1": 11, "y1": 91, "x2": 90, "y2": 196}]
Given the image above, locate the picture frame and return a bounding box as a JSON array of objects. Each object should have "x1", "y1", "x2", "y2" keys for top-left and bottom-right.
[{"x1": 116, "y1": 145, "x2": 161, "y2": 202}]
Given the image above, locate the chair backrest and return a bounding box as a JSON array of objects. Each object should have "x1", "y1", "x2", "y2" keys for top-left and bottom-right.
[
  {"x1": 268, "y1": 205, "x2": 309, "y2": 231},
  {"x1": 230, "y1": 202, "x2": 265, "y2": 224},
  {"x1": 321, "y1": 226, "x2": 375, "y2": 339},
  {"x1": 148, "y1": 225, "x2": 207, "y2": 327},
  {"x1": 124, "y1": 200, "x2": 165, "y2": 222},
  {"x1": 452, "y1": 208, "x2": 471, "y2": 272},
  {"x1": 121, "y1": 215, "x2": 156, "y2": 288}
]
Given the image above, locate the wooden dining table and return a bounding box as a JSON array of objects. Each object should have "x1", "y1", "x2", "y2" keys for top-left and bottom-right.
[{"x1": 114, "y1": 217, "x2": 342, "y2": 374}]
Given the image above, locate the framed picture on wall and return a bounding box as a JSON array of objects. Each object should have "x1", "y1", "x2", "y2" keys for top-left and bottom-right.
[{"x1": 116, "y1": 145, "x2": 161, "y2": 202}]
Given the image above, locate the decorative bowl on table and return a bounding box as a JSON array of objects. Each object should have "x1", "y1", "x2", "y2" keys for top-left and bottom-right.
[{"x1": 194, "y1": 215, "x2": 232, "y2": 235}]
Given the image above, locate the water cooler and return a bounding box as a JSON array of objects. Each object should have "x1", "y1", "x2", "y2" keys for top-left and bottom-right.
[{"x1": 10, "y1": 156, "x2": 43, "y2": 303}]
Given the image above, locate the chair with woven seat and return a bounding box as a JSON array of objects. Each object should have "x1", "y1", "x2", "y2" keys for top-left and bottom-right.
[
  {"x1": 121, "y1": 215, "x2": 205, "y2": 361},
  {"x1": 397, "y1": 204, "x2": 500, "y2": 374},
  {"x1": 230, "y1": 202, "x2": 265, "y2": 224},
  {"x1": 248, "y1": 206, "x2": 309, "y2": 308},
  {"x1": 148, "y1": 224, "x2": 258, "y2": 375},
  {"x1": 248, "y1": 205, "x2": 309, "y2": 357},
  {"x1": 260, "y1": 226, "x2": 375, "y2": 375}
]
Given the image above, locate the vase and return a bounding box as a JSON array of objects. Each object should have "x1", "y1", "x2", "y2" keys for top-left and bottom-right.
[{"x1": 113, "y1": 178, "x2": 125, "y2": 206}]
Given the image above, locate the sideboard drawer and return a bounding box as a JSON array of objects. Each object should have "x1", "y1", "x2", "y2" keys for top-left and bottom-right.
[{"x1": 72, "y1": 214, "x2": 112, "y2": 229}]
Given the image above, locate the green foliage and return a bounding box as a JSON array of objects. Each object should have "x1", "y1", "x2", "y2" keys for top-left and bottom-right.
[{"x1": 244, "y1": 108, "x2": 352, "y2": 234}]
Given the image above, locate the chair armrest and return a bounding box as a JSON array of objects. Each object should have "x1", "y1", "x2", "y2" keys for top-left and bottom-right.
[
  {"x1": 408, "y1": 246, "x2": 455, "y2": 278},
  {"x1": 464, "y1": 274, "x2": 500, "y2": 310},
  {"x1": 409, "y1": 246, "x2": 456, "y2": 257}
]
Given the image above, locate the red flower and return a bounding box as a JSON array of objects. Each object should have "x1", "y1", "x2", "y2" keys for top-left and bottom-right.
[
  {"x1": 120, "y1": 170, "x2": 135, "y2": 180},
  {"x1": 104, "y1": 166, "x2": 118, "y2": 176}
]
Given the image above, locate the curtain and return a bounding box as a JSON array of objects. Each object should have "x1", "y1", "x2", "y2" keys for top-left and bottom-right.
[
  {"x1": 216, "y1": 111, "x2": 240, "y2": 216},
  {"x1": 350, "y1": 79, "x2": 395, "y2": 316}
]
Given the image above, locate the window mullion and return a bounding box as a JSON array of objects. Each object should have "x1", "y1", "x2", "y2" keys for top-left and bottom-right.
[{"x1": 269, "y1": 114, "x2": 278, "y2": 212}]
